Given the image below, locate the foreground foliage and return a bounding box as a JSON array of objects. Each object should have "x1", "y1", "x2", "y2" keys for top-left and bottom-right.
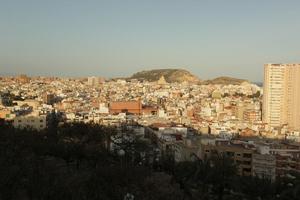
[{"x1": 0, "y1": 122, "x2": 299, "y2": 200}]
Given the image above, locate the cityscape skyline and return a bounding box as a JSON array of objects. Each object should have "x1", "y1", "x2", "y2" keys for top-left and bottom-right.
[
  {"x1": 2, "y1": 64, "x2": 300, "y2": 84},
  {"x1": 1, "y1": 0, "x2": 300, "y2": 81},
  {"x1": 1, "y1": 1, "x2": 300, "y2": 198}
]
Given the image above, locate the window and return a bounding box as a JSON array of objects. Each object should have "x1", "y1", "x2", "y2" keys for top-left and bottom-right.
[
  {"x1": 226, "y1": 151, "x2": 234, "y2": 157},
  {"x1": 243, "y1": 168, "x2": 251, "y2": 172},
  {"x1": 243, "y1": 153, "x2": 252, "y2": 158},
  {"x1": 236, "y1": 160, "x2": 242, "y2": 164},
  {"x1": 243, "y1": 161, "x2": 251, "y2": 165}
]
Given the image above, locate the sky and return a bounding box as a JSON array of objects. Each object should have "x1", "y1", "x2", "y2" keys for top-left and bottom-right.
[{"x1": 0, "y1": 0, "x2": 300, "y2": 81}]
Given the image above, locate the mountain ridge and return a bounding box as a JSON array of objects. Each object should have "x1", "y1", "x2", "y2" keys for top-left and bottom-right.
[
  {"x1": 201, "y1": 76, "x2": 248, "y2": 85},
  {"x1": 126, "y1": 68, "x2": 248, "y2": 85},
  {"x1": 129, "y1": 68, "x2": 200, "y2": 83}
]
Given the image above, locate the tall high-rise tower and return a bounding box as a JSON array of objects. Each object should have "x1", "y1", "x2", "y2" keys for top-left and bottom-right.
[
  {"x1": 263, "y1": 64, "x2": 300, "y2": 131},
  {"x1": 87, "y1": 76, "x2": 103, "y2": 86}
]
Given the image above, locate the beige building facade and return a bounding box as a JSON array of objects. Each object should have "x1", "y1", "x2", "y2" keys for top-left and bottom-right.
[
  {"x1": 13, "y1": 115, "x2": 47, "y2": 131},
  {"x1": 263, "y1": 64, "x2": 300, "y2": 131}
]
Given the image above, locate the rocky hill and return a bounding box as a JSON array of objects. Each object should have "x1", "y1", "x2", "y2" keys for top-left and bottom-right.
[
  {"x1": 202, "y1": 76, "x2": 248, "y2": 85},
  {"x1": 129, "y1": 69, "x2": 200, "y2": 83}
]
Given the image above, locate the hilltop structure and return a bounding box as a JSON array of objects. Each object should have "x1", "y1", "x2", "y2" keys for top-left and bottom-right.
[{"x1": 157, "y1": 75, "x2": 167, "y2": 85}]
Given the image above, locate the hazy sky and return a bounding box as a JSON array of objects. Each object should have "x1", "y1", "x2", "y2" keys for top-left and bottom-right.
[{"x1": 0, "y1": 0, "x2": 300, "y2": 81}]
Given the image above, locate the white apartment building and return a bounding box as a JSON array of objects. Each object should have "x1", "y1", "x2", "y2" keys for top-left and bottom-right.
[
  {"x1": 263, "y1": 64, "x2": 300, "y2": 131},
  {"x1": 87, "y1": 76, "x2": 101, "y2": 86},
  {"x1": 252, "y1": 153, "x2": 276, "y2": 182}
]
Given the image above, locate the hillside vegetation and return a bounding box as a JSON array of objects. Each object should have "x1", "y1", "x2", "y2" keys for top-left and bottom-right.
[
  {"x1": 202, "y1": 76, "x2": 248, "y2": 85},
  {"x1": 129, "y1": 69, "x2": 200, "y2": 83}
]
